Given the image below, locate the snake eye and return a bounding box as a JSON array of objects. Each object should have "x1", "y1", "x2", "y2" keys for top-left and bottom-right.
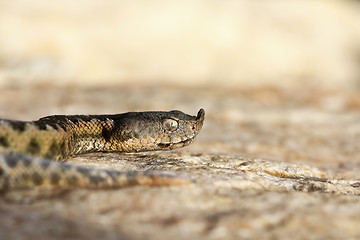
[{"x1": 163, "y1": 118, "x2": 178, "y2": 132}]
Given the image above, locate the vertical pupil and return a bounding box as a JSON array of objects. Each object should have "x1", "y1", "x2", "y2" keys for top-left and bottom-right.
[{"x1": 165, "y1": 119, "x2": 177, "y2": 131}]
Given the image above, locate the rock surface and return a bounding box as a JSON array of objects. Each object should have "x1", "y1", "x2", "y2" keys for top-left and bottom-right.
[{"x1": 0, "y1": 85, "x2": 359, "y2": 240}]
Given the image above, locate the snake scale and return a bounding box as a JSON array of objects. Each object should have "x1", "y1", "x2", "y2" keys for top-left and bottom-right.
[{"x1": 0, "y1": 109, "x2": 205, "y2": 192}]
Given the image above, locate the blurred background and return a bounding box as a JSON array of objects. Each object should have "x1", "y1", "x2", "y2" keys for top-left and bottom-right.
[{"x1": 0, "y1": 0, "x2": 359, "y2": 89}]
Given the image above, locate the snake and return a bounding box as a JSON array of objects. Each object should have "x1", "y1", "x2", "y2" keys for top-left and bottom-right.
[{"x1": 0, "y1": 109, "x2": 205, "y2": 192}]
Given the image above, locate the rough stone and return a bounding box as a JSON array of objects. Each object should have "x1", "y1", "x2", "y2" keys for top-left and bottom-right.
[{"x1": 0, "y1": 85, "x2": 359, "y2": 240}]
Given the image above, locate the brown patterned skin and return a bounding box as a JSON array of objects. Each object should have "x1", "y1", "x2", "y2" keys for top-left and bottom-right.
[{"x1": 0, "y1": 109, "x2": 205, "y2": 192}]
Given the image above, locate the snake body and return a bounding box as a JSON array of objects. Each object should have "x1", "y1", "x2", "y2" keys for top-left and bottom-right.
[{"x1": 0, "y1": 109, "x2": 205, "y2": 192}]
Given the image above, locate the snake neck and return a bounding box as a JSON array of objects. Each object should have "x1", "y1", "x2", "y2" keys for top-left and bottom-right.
[
  {"x1": 0, "y1": 115, "x2": 149, "y2": 161},
  {"x1": 0, "y1": 118, "x2": 130, "y2": 163},
  {"x1": 0, "y1": 119, "x2": 70, "y2": 160},
  {"x1": 65, "y1": 118, "x2": 128, "y2": 156}
]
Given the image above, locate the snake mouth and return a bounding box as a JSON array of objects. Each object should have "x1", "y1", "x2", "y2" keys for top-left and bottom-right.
[
  {"x1": 175, "y1": 137, "x2": 193, "y2": 146},
  {"x1": 158, "y1": 137, "x2": 194, "y2": 149}
]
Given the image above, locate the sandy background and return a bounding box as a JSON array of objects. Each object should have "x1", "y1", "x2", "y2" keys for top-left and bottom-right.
[{"x1": 0, "y1": 0, "x2": 359, "y2": 88}]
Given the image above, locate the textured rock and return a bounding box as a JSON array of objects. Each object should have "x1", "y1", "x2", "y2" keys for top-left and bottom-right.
[{"x1": 0, "y1": 85, "x2": 359, "y2": 240}]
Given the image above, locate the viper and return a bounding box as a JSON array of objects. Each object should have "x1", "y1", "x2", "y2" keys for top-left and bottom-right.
[{"x1": 0, "y1": 109, "x2": 205, "y2": 192}]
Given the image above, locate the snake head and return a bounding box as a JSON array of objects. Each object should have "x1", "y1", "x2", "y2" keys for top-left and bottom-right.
[
  {"x1": 157, "y1": 108, "x2": 205, "y2": 150},
  {"x1": 117, "y1": 109, "x2": 205, "y2": 152}
]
